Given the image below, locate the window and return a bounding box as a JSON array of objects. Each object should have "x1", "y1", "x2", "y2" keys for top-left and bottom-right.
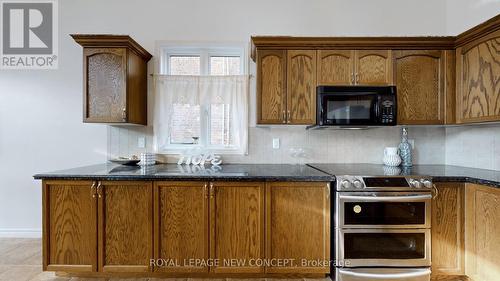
[
  {"x1": 155, "y1": 44, "x2": 248, "y2": 154},
  {"x1": 162, "y1": 45, "x2": 245, "y2": 76}
]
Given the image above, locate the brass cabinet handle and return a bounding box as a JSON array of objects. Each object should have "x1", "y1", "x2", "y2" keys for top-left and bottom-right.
[
  {"x1": 122, "y1": 108, "x2": 126, "y2": 121},
  {"x1": 282, "y1": 110, "x2": 286, "y2": 123},
  {"x1": 326, "y1": 183, "x2": 331, "y2": 199},
  {"x1": 204, "y1": 183, "x2": 208, "y2": 199},
  {"x1": 90, "y1": 181, "x2": 97, "y2": 198},
  {"x1": 355, "y1": 73, "x2": 359, "y2": 84},
  {"x1": 351, "y1": 73, "x2": 355, "y2": 84},
  {"x1": 96, "y1": 181, "x2": 103, "y2": 198},
  {"x1": 209, "y1": 183, "x2": 214, "y2": 198},
  {"x1": 287, "y1": 110, "x2": 291, "y2": 123}
]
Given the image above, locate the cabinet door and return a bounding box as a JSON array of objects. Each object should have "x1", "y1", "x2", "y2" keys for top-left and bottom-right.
[
  {"x1": 431, "y1": 183, "x2": 465, "y2": 276},
  {"x1": 42, "y1": 180, "x2": 97, "y2": 272},
  {"x1": 84, "y1": 48, "x2": 127, "y2": 123},
  {"x1": 465, "y1": 184, "x2": 500, "y2": 281},
  {"x1": 154, "y1": 181, "x2": 209, "y2": 273},
  {"x1": 317, "y1": 50, "x2": 354, "y2": 85},
  {"x1": 457, "y1": 30, "x2": 500, "y2": 123},
  {"x1": 210, "y1": 182, "x2": 265, "y2": 273},
  {"x1": 266, "y1": 182, "x2": 330, "y2": 274},
  {"x1": 257, "y1": 49, "x2": 287, "y2": 124},
  {"x1": 98, "y1": 181, "x2": 153, "y2": 272},
  {"x1": 287, "y1": 50, "x2": 317, "y2": 125},
  {"x1": 355, "y1": 50, "x2": 392, "y2": 85},
  {"x1": 393, "y1": 50, "x2": 445, "y2": 124}
]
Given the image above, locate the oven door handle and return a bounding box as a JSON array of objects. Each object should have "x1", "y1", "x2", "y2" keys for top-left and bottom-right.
[
  {"x1": 339, "y1": 194, "x2": 432, "y2": 201},
  {"x1": 338, "y1": 268, "x2": 431, "y2": 279}
]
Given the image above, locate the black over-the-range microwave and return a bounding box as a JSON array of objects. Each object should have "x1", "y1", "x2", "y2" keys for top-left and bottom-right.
[{"x1": 309, "y1": 86, "x2": 397, "y2": 129}]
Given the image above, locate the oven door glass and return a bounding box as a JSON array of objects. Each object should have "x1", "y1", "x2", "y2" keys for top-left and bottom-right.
[
  {"x1": 337, "y1": 229, "x2": 431, "y2": 267},
  {"x1": 337, "y1": 192, "x2": 431, "y2": 228},
  {"x1": 322, "y1": 94, "x2": 377, "y2": 125}
]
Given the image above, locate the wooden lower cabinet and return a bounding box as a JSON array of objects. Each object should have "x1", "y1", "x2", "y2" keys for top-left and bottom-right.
[
  {"x1": 431, "y1": 183, "x2": 465, "y2": 276},
  {"x1": 98, "y1": 181, "x2": 153, "y2": 272},
  {"x1": 465, "y1": 184, "x2": 500, "y2": 281},
  {"x1": 42, "y1": 179, "x2": 331, "y2": 276},
  {"x1": 265, "y1": 182, "x2": 330, "y2": 274},
  {"x1": 153, "y1": 181, "x2": 209, "y2": 273},
  {"x1": 210, "y1": 182, "x2": 265, "y2": 273},
  {"x1": 43, "y1": 180, "x2": 97, "y2": 272}
]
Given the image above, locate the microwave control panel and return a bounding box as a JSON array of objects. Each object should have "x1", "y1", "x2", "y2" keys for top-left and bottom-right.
[{"x1": 380, "y1": 98, "x2": 396, "y2": 125}]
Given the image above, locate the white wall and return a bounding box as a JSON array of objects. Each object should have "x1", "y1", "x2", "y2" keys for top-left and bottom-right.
[
  {"x1": 0, "y1": 0, "x2": 451, "y2": 236},
  {"x1": 446, "y1": 0, "x2": 500, "y2": 34}
]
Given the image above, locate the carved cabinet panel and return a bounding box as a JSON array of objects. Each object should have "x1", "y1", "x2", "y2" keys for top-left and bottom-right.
[
  {"x1": 355, "y1": 50, "x2": 393, "y2": 85},
  {"x1": 457, "y1": 30, "x2": 500, "y2": 123},
  {"x1": 287, "y1": 50, "x2": 317, "y2": 125},
  {"x1": 73, "y1": 35, "x2": 152, "y2": 125},
  {"x1": 317, "y1": 50, "x2": 354, "y2": 85},
  {"x1": 393, "y1": 50, "x2": 445, "y2": 124},
  {"x1": 257, "y1": 50, "x2": 287, "y2": 124}
]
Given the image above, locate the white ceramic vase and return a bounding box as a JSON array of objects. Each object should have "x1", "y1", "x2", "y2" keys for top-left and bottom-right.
[{"x1": 383, "y1": 147, "x2": 402, "y2": 167}]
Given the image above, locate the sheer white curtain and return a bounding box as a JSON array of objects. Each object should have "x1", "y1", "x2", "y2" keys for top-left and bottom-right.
[{"x1": 153, "y1": 75, "x2": 249, "y2": 154}]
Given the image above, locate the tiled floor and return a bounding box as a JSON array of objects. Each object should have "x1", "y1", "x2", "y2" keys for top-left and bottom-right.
[{"x1": 0, "y1": 238, "x2": 331, "y2": 281}]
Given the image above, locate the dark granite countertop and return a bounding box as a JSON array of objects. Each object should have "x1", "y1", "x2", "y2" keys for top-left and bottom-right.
[
  {"x1": 308, "y1": 163, "x2": 500, "y2": 188},
  {"x1": 33, "y1": 163, "x2": 334, "y2": 182}
]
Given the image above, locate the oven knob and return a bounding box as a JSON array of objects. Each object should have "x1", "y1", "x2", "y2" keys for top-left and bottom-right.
[
  {"x1": 422, "y1": 180, "x2": 433, "y2": 188},
  {"x1": 341, "y1": 180, "x2": 352, "y2": 189},
  {"x1": 353, "y1": 180, "x2": 363, "y2": 189}
]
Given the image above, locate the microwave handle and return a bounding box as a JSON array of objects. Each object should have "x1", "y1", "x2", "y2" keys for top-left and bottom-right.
[
  {"x1": 339, "y1": 194, "x2": 432, "y2": 201},
  {"x1": 338, "y1": 269, "x2": 431, "y2": 279}
]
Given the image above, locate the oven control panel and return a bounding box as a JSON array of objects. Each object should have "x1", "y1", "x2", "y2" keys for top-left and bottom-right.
[{"x1": 336, "y1": 175, "x2": 433, "y2": 191}]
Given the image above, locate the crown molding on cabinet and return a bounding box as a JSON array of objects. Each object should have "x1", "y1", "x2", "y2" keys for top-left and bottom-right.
[
  {"x1": 251, "y1": 13, "x2": 500, "y2": 61},
  {"x1": 71, "y1": 34, "x2": 152, "y2": 61}
]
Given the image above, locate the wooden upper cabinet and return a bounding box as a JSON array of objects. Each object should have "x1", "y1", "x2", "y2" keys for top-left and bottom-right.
[
  {"x1": 287, "y1": 50, "x2": 317, "y2": 125},
  {"x1": 393, "y1": 50, "x2": 445, "y2": 124},
  {"x1": 98, "y1": 181, "x2": 153, "y2": 273},
  {"x1": 266, "y1": 182, "x2": 330, "y2": 274},
  {"x1": 431, "y1": 183, "x2": 465, "y2": 276},
  {"x1": 153, "y1": 181, "x2": 209, "y2": 273},
  {"x1": 210, "y1": 182, "x2": 265, "y2": 273},
  {"x1": 355, "y1": 50, "x2": 393, "y2": 85},
  {"x1": 465, "y1": 184, "x2": 500, "y2": 281},
  {"x1": 257, "y1": 49, "x2": 287, "y2": 124},
  {"x1": 72, "y1": 35, "x2": 152, "y2": 125},
  {"x1": 43, "y1": 180, "x2": 97, "y2": 273},
  {"x1": 317, "y1": 50, "x2": 354, "y2": 85},
  {"x1": 456, "y1": 30, "x2": 500, "y2": 124}
]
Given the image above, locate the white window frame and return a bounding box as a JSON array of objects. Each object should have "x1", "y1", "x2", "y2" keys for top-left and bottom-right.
[{"x1": 157, "y1": 42, "x2": 248, "y2": 155}]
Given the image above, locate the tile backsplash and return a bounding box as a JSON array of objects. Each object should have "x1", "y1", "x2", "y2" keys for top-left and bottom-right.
[
  {"x1": 445, "y1": 124, "x2": 500, "y2": 170},
  {"x1": 108, "y1": 125, "x2": 446, "y2": 165}
]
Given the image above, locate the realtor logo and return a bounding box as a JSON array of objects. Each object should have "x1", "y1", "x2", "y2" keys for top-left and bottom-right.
[{"x1": 1, "y1": 0, "x2": 58, "y2": 69}]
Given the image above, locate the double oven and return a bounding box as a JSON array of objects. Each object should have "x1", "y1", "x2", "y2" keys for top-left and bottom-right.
[{"x1": 334, "y1": 176, "x2": 434, "y2": 281}]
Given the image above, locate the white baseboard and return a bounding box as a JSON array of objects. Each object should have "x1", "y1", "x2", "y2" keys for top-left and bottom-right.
[{"x1": 0, "y1": 228, "x2": 42, "y2": 238}]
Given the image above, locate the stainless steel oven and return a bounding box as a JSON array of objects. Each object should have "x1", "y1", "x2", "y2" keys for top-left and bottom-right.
[
  {"x1": 333, "y1": 175, "x2": 434, "y2": 281},
  {"x1": 336, "y1": 192, "x2": 432, "y2": 229}
]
